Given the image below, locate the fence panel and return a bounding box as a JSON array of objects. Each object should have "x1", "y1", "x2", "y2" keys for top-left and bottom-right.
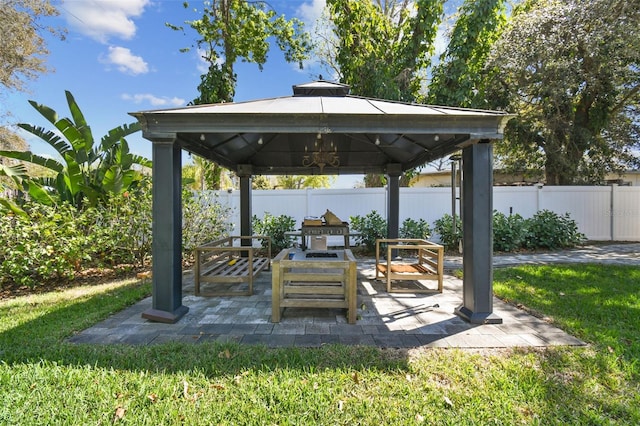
[
  {"x1": 205, "y1": 185, "x2": 640, "y2": 242},
  {"x1": 399, "y1": 188, "x2": 452, "y2": 226},
  {"x1": 538, "y1": 186, "x2": 613, "y2": 240},
  {"x1": 306, "y1": 188, "x2": 386, "y2": 223},
  {"x1": 493, "y1": 187, "x2": 539, "y2": 219},
  {"x1": 613, "y1": 186, "x2": 640, "y2": 241}
]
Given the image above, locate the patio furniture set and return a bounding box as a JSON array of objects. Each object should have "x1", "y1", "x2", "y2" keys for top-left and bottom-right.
[{"x1": 194, "y1": 223, "x2": 444, "y2": 324}]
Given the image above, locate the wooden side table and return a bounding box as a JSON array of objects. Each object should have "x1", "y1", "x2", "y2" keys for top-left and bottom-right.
[{"x1": 375, "y1": 239, "x2": 444, "y2": 293}]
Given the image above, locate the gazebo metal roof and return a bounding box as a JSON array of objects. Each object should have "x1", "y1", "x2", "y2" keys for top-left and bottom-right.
[{"x1": 131, "y1": 80, "x2": 511, "y2": 175}]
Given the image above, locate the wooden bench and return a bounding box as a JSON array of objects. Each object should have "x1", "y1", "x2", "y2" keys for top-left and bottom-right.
[
  {"x1": 194, "y1": 236, "x2": 271, "y2": 296},
  {"x1": 271, "y1": 249, "x2": 358, "y2": 324},
  {"x1": 375, "y1": 238, "x2": 444, "y2": 293}
]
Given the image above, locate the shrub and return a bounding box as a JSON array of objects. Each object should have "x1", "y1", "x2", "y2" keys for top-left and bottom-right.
[
  {"x1": 399, "y1": 218, "x2": 432, "y2": 240},
  {"x1": 433, "y1": 214, "x2": 462, "y2": 251},
  {"x1": 92, "y1": 184, "x2": 153, "y2": 268},
  {"x1": 182, "y1": 190, "x2": 233, "y2": 259},
  {"x1": 252, "y1": 212, "x2": 296, "y2": 253},
  {"x1": 493, "y1": 211, "x2": 526, "y2": 252},
  {"x1": 349, "y1": 211, "x2": 387, "y2": 253},
  {"x1": 523, "y1": 210, "x2": 586, "y2": 250},
  {"x1": 0, "y1": 203, "x2": 93, "y2": 287}
]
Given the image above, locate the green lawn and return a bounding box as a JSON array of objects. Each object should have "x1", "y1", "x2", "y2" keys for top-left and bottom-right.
[{"x1": 0, "y1": 264, "x2": 638, "y2": 425}]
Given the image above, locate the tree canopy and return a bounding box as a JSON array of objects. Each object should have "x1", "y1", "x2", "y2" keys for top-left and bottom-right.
[
  {"x1": 0, "y1": 0, "x2": 64, "y2": 163},
  {"x1": 321, "y1": 0, "x2": 507, "y2": 186},
  {"x1": 0, "y1": 0, "x2": 62, "y2": 94},
  {"x1": 325, "y1": 0, "x2": 443, "y2": 103},
  {"x1": 426, "y1": 0, "x2": 506, "y2": 108},
  {"x1": 171, "y1": 0, "x2": 312, "y2": 105},
  {"x1": 170, "y1": 0, "x2": 312, "y2": 190},
  {"x1": 486, "y1": 0, "x2": 640, "y2": 184},
  {"x1": 275, "y1": 175, "x2": 334, "y2": 189}
]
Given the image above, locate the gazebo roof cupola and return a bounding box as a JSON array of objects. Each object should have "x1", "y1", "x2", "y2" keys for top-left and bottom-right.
[{"x1": 292, "y1": 80, "x2": 351, "y2": 97}]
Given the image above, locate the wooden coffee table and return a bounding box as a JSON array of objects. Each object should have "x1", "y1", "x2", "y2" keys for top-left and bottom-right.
[{"x1": 271, "y1": 249, "x2": 358, "y2": 324}]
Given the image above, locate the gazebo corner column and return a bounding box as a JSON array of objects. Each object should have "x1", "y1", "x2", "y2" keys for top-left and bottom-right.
[
  {"x1": 455, "y1": 141, "x2": 502, "y2": 324},
  {"x1": 142, "y1": 136, "x2": 189, "y2": 323},
  {"x1": 238, "y1": 165, "x2": 253, "y2": 243},
  {"x1": 386, "y1": 164, "x2": 401, "y2": 241}
]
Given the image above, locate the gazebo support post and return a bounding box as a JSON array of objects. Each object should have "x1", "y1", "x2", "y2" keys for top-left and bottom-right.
[
  {"x1": 142, "y1": 137, "x2": 189, "y2": 323},
  {"x1": 455, "y1": 141, "x2": 502, "y2": 324},
  {"x1": 238, "y1": 165, "x2": 253, "y2": 246},
  {"x1": 386, "y1": 165, "x2": 401, "y2": 258}
]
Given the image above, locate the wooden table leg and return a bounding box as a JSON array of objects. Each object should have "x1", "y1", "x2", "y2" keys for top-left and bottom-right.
[
  {"x1": 271, "y1": 257, "x2": 281, "y2": 322},
  {"x1": 347, "y1": 259, "x2": 357, "y2": 324}
]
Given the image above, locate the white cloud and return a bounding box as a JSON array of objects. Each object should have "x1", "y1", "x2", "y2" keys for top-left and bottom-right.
[
  {"x1": 296, "y1": 0, "x2": 334, "y2": 77},
  {"x1": 121, "y1": 93, "x2": 185, "y2": 107},
  {"x1": 298, "y1": 0, "x2": 326, "y2": 24},
  {"x1": 100, "y1": 46, "x2": 149, "y2": 75},
  {"x1": 63, "y1": 0, "x2": 150, "y2": 43}
]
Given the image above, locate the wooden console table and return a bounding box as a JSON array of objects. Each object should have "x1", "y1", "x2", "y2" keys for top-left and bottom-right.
[{"x1": 271, "y1": 249, "x2": 358, "y2": 324}]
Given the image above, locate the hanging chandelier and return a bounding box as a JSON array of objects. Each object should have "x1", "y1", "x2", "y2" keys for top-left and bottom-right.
[{"x1": 302, "y1": 133, "x2": 339, "y2": 172}]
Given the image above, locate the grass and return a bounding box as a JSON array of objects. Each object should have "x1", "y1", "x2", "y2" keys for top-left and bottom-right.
[{"x1": 0, "y1": 264, "x2": 639, "y2": 424}]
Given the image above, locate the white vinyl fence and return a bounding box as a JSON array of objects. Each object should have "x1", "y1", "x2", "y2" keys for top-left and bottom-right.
[{"x1": 205, "y1": 185, "x2": 640, "y2": 242}]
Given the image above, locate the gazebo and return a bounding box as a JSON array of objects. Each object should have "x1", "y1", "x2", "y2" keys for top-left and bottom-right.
[{"x1": 130, "y1": 80, "x2": 512, "y2": 325}]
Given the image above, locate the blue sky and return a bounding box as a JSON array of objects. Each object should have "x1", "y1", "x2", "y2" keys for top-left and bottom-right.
[{"x1": 6, "y1": 0, "x2": 364, "y2": 185}]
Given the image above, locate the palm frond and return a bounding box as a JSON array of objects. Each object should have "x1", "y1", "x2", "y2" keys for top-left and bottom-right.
[
  {"x1": 24, "y1": 180, "x2": 56, "y2": 205},
  {"x1": 0, "y1": 198, "x2": 28, "y2": 218},
  {"x1": 17, "y1": 123, "x2": 71, "y2": 156},
  {"x1": 61, "y1": 153, "x2": 84, "y2": 195},
  {"x1": 0, "y1": 163, "x2": 28, "y2": 179},
  {"x1": 100, "y1": 122, "x2": 142, "y2": 148},
  {"x1": 0, "y1": 150, "x2": 64, "y2": 173},
  {"x1": 130, "y1": 154, "x2": 152, "y2": 169},
  {"x1": 54, "y1": 117, "x2": 90, "y2": 155},
  {"x1": 28, "y1": 100, "x2": 58, "y2": 125},
  {"x1": 65, "y1": 91, "x2": 94, "y2": 151}
]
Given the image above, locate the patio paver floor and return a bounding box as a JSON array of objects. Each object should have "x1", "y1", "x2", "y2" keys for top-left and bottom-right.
[{"x1": 69, "y1": 243, "x2": 640, "y2": 349}]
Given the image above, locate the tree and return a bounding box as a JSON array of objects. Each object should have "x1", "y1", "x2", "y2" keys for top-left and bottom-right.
[
  {"x1": 1, "y1": 0, "x2": 64, "y2": 180},
  {"x1": 326, "y1": 0, "x2": 443, "y2": 103},
  {"x1": 322, "y1": 0, "x2": 444, "y2": 187},
  {"x1": 0, "y1": 128, "x2": 28, "y2": 192},
  {"x1": 169, "y1": 0, "x2": 312, "y2": 188},
  {"x1": 485, "y1": 0, "x2": 640, "y2": 185},
  {"x1": 0, "y1": 127, "x2": 27, "y2": 152},
  {"x1": 0, "y1": 91, "x2": 150, "y2": 210},
  {"x1": 275, "y1": 175, "x2": 334, "y2": 189},
  {"x1": 175, "y1": 0, "x2": 311, "y2": 104},
  {"x1": 184, "y1": 155, "x2": 224, "y2": 190},
  {"x1": 426, "y1": 0, "x2": 506, "y2": 108},
  {"x1": 252, "y1": 175, "x2": 273, "y2": 190},
  {"x1": 0, "y1": 0, "x2": 62, "y2": 94}
]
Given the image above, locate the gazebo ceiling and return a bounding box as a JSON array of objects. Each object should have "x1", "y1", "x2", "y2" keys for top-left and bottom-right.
[{"x1": 130, "y1": 80, "x2": 512, "y2": 176}]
